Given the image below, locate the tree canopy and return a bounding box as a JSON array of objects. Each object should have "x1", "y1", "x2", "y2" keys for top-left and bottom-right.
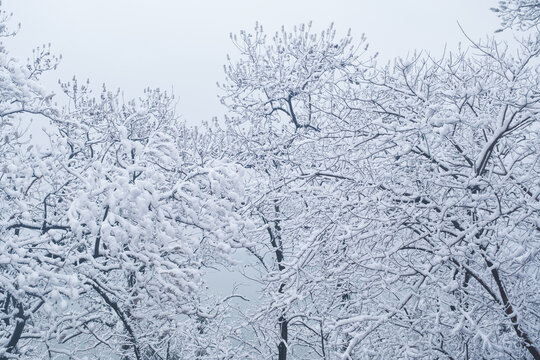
[{"x1": 0, "y1": 1, "x2": 539, "y2": 359}]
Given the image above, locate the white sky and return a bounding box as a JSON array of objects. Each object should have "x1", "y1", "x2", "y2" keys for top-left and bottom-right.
[{"x1": 4, "y1": 0, "x2": 504, "y2": 125}]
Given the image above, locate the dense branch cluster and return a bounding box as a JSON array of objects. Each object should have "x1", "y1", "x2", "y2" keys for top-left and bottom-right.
[{"x1": 0, "y1": 1, "x2": 539, "y2": 359}]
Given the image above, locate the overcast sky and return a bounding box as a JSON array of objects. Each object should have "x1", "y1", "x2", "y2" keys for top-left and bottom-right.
[{"x1": 4, "y1": 0, "x2": 504, "y2": 125}]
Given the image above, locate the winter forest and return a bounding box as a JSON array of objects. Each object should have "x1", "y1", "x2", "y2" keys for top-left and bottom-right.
[{"x1": 1, "y1": 0, "x2": 539, "y2": 359}]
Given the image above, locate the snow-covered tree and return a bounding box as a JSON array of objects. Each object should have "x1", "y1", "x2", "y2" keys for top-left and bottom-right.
[
  {"x1": 220, "y1": 6, "x2": 540, "y2": 359},
  {"x1": 0, "y1": 5, "x2": 248, "y2": 358},
  {"x1": 328, "y1": 4, "x2": 540, "y2": 358},
  {"x1": 1, "y1": 1, "x2": 539, "y2": 359},
  {"x1": 220, "y1": 23, "x2": 378, "y2": 360},
  {"x1": 37, "y1": 83, "x2": 246, "y2": 359}
]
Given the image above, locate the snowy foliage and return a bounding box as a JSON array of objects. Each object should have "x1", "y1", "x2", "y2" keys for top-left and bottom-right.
[
  {"x1": 1, "y1": 1, "x2": 539, "y2": 360},
  {"x1": 493, "y1": 0, "x2": 540, "y2": 30},
  {"x1": 220, "y1": 8, "x2": 540, "y2": 360},
  {"x1": 0, "y1": 7, "x2": 248, "y2": 359}
]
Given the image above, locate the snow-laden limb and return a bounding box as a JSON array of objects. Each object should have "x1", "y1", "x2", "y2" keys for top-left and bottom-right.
[{"x1": 493, "y1": 0, "x2": 540, "y2": 31}]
